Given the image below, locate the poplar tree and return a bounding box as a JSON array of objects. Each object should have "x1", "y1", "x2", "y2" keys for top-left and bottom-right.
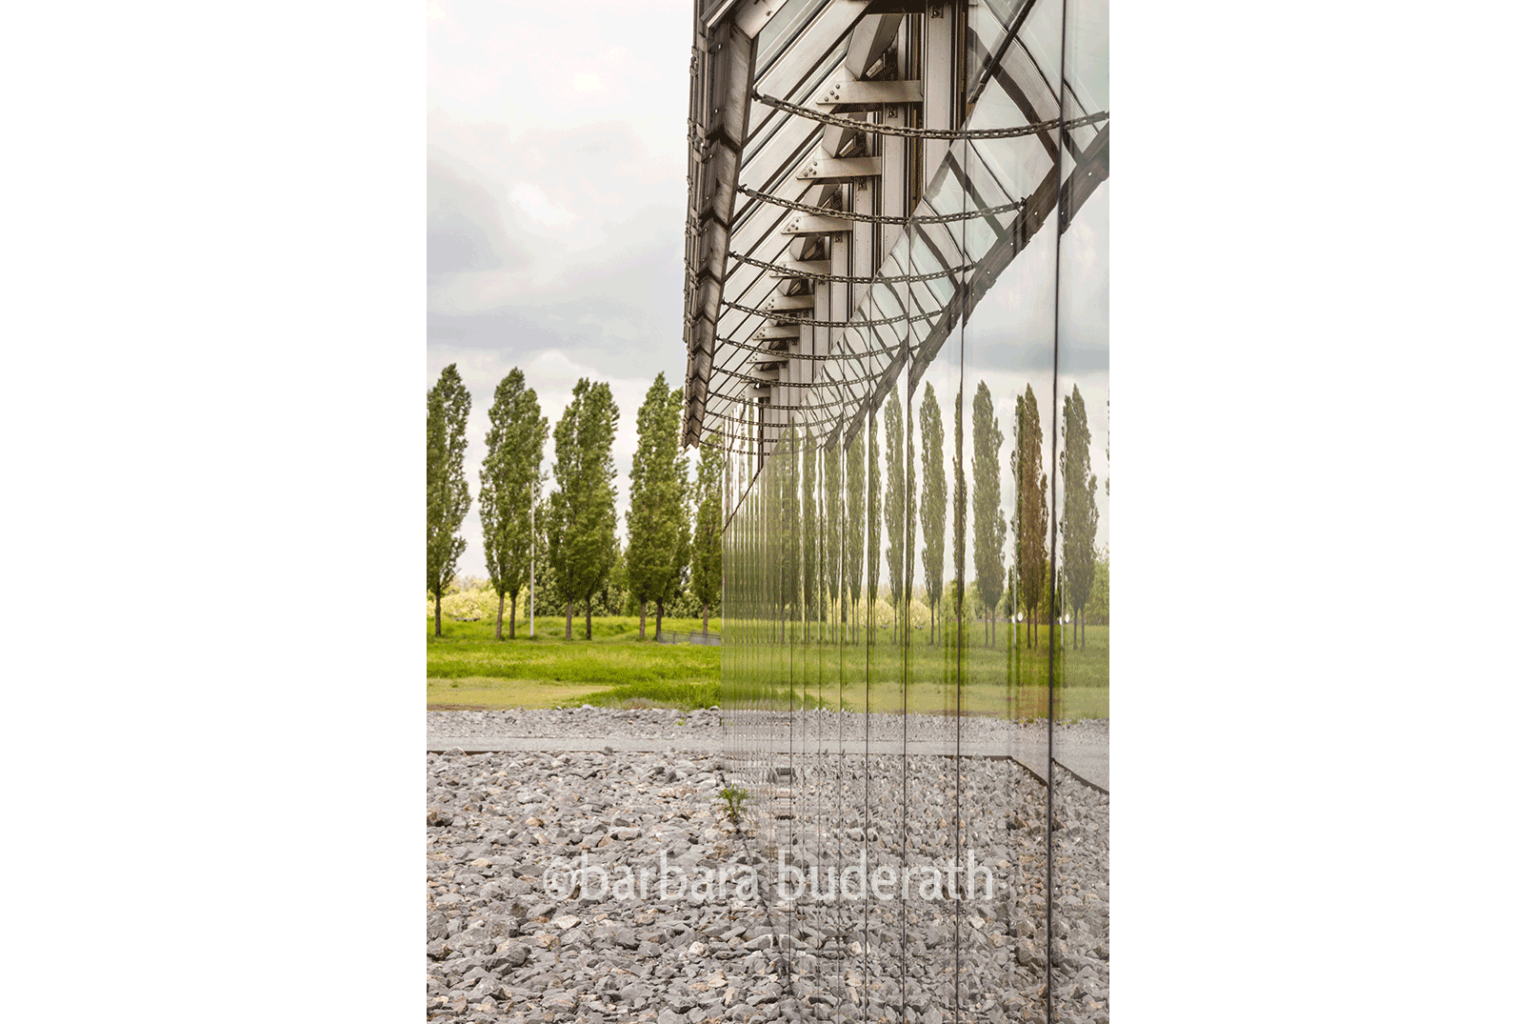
[
  {"x1": 626, "y1": 375, "x2": 688, "y2": 639},
  {"x1": 689, "y1": 442, "x2": 725, "y2": 635},
  {"x1": 781, "y1": 426, "x2": 800, "y2": 642},
  {"x1": 864, "y1": 409, "x2": 881, "y2": 640},
  {"x1": 918, "y1": 383, "x2": 946, "y2": 645},
  {"x1": 479, "y1": 368, "x2": 547, "y2": 640},
  {"x1": 548, "y1": 379, "x2": 620, "y2": 640},
  {"x1": 882, "y1": 397, "x2": 906, "y2": 645},
  {"x1": 821, "y1": 437, "x2": 843, "y2": 641},
  {"x1": 658, "y1": 517, "x2": 691, "y2": 640},
  {"x1": 654, "y1": 405, "x2": 691, "y2": 635},
  {"x1": 804, "y1": 423, "x2": 817, "y2": 641},
  {"x1": 427, "y1": 364, "x2": 471, "y2": 638},
  {"x1": 1012, "y1": 385, "x2": 1049, "y2": 648},
  {"x1": 1060, "y1": 384, "x2": 1100, "y2": 650},
  {"x1": 971, "y1": 381, "x2": 1006, "y2": 647},
  {"x1": 844, "y1": 424, "x2": 865, "y2": 638},
  {"x1": 952, "y1": 390, "x2": 968, "y2": 637}
]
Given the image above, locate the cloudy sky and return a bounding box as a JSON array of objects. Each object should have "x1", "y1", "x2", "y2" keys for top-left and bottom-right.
[{"x1": 428, "y1": 0, "x2": 695, "y2": 578}]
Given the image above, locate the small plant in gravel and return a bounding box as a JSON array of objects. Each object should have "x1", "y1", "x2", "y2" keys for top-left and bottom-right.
[{"x1": 718, "y1": 786, "x2": 749, "y2": 827}]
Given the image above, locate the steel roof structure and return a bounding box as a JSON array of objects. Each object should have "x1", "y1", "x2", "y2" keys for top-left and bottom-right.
[{"x1": 682, "y1": 0, "x2": 1108, "y2": 458}]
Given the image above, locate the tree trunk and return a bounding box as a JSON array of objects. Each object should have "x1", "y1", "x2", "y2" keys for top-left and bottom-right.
[
  {"x1": 585, "y1": 598, "x2": 592, "y2": 640},
  {"x1": 654, "y1": 603, "x2": 663, "y2": 641},
  {"x1": 495, "y1": 592, "x2": 505, "y2": 640},
  {"x1": 929, "y1": 606, "x2": 935, "y2": 646},
  {"x1": 565, "y1": 600, "x2": 573, "y2": 640},
  {"x1": 434, "y1": 593, "x2": 442, "y2": 637},
  {"x1": 639, "y1": 601, "x2": 647, "y2": 641},
  {"x1": 702, "y1": 606, "x2": 710, "y2": 635}
]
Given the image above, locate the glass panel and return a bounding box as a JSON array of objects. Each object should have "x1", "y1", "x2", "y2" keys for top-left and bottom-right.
[
  {"x1": 1051, "y1": 0, "x2": 1109, "y2": 1020},
  {"x1": 711, "y1": 3, "x2": 1104, "y2": 1019}
]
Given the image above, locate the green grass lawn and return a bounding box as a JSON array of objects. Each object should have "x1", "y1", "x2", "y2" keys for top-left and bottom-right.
[
  {"x1": 428, "y1": 616, "x2": 1106, "y2": 719},
  {"x1": 721, "y1": 623, "x2": 1108, "y2": 722},
  {"x1": 427, "y1": 615, "x2": 722, "y2": 710}
]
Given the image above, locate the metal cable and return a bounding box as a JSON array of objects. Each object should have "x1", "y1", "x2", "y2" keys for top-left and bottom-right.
[
  {"x1": 752, "y1": 89, "x2": 1108, "y2": 140},
  {"x1": 739, "y1": 185, "x2": 1024, "y2": 225},
  {"x1": 720, "y1": 299, "x2": 932, "y2": 330},
  {"x1": 709, "y1": 359, "x2": 895, "y2": 389},
  {"x1": 729, "y1": 250, "x2": 977, "y2": 285},
  {"x1": 714, "y1": 334, "x2": 908, "y2": 362}
]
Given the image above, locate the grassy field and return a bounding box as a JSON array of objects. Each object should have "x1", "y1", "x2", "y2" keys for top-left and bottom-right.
[
  {"x1": 427, "y1": 615, "x2": 722, "y2": 710},
  {"x1": 430, "y1": 616, "x2": 1106, "y2": 719},
  {"x1": 721, "y1": 623, "x2": 1108, "y2": 721}
]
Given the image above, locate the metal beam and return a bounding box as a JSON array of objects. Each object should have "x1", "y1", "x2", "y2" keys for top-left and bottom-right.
[
  {"x1": 754, "y1": 325, "x2": 804, "y2": 339},
  {"x1": 765, "y1": 293, "x2": 815, "y2": 311},
  {"x1": 1059, "y1": 124, "x2": 1109, "y2": 233},
  {"x1": 797, "y1": 153, "x2": 882, "y2": 183},
  {"x1": 782, "y1": 213, "x2": 855, "y2": 236},
  {"x1": 813, "y1": 79, "x2": 923, "y2": 109},
  {"x1": 920, "y1": 2, "x2": 954, "y2": 193}
]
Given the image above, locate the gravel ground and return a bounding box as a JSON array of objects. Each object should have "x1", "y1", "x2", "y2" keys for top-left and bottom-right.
[
  {"x1": 428, "y1": 707, "x2": 1107, "y2": 750},
  {"x1": 427, "y1": 711, "x2": 1107, "y2": 1023}
]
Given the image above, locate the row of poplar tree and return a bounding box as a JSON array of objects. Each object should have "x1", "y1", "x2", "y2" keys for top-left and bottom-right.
[
  {"x1": 762, "y1": 378, "x2": 1102, "y2": 653},
  {"x1": 426, "y1": 365, "x2": 723, "y2": 641}
]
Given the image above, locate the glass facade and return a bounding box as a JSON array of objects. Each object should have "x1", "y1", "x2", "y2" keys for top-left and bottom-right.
[{"x1": 690, "y1": 1, "x2": 1107, "y2": 1019}]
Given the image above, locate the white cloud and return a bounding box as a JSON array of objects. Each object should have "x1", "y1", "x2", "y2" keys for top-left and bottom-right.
[{"x1": 509, "y1": 181, "x2": 576, "y2": 228}]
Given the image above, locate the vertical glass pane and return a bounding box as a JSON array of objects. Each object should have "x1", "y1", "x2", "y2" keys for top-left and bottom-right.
[
  {"x1": 1051, "y1": 0, "x2": 1110, "y2": 1020},
  {"x1": 710, "y1": 3, "x2": 1105, "y2": 1020}
]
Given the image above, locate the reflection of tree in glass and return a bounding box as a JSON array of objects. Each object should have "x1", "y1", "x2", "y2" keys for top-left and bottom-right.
[
  {"x1": 822, "y1": 438, "x2": 843, "y2": 643},
  {"x1": 689, "y1": 441, "x2": 724, "y2": 635},
  {"x1": 865, "y1": 408, "x2": 881, "y2": 643},
  {"x1": 971, "y1": 381, "x2": 1006, "y2": 647},
  {"x1": 781, "y1": 425, "x2": 800, "y2": 643},
  {"x1": 1083, "y1": 547, "x2": 1109, "y2": 625},
  {"x1": 845, "y1": 423, "x2": 864, "y2": 643},
  {"x1": 801, "y1": 427, "x2": 818, "y2": 643},
  {"x1": 883, "y1": 397, "x2": 906, "y2": 645},
  {"x1": 918, "y1": 383, "x2": 946, "y2": 645},
  {"x1": 904, "y1": 399, "x2": 916, "y2": 649},
  {"x1": 1060, "y1": 385, "x2": 1100, "y2": 650},
  {"x1": 1012, "y1": 385, "x2": 1048, "y2": 649},
  {"x1": 952, "y1": 390, "x2": 967, "y2": 635}
]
